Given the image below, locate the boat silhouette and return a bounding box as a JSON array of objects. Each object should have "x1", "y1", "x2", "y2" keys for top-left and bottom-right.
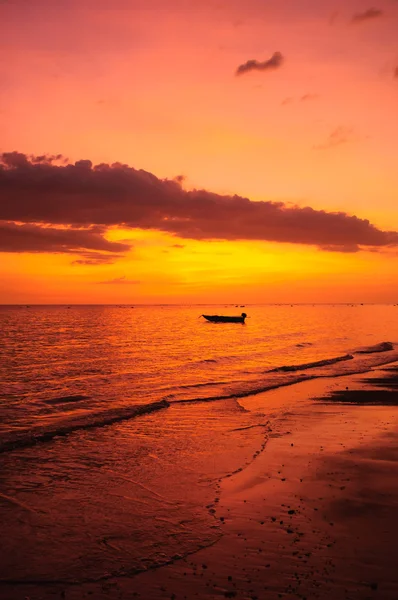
[{"x1": 201, "y1": 312, "x2": 247, "y2": 324}]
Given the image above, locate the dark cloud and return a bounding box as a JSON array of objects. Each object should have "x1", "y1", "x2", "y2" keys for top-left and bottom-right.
[
  {"x1": 0, "y1": 221, "x2": 131, "y2": 262},
  {"x1": 30, "y1": 154, "x2": 66, "y2": 164},
  {"x1": 96, "y1": 276, "x2": 140, "y2": 285},
  {"x1": 1, "y1": 152, "x2": 67, "y2": 167},
  {"x1": 173, "y1": 175, "x2": 186, "y2": 184},
  {"x1": 394, "y1": 66, "x2": 398, "y2": 79},
  {"x1": 314, "y1": 127, "x2": 356, "y2": 150},
  {"x1": 1, "y1": 152, "x2": 397, "y2": 253},
  {"x1": 236, "y1": 52, "x2": 284, "y2": 76},
  {"x1": 350, "y1": 8, "x2": 383, "y2": 24}
]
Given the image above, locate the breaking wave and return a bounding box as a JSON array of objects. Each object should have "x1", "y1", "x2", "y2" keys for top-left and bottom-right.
[
  {"x1": 0, "y1": 400, "x2": 169, "y2": 454},
  {"x1": 268, "y1": 353, "x2": 354, "y2": 372},
  {"x1": 170, "y1": 344, "x2": 398, "y2": 406},
  {"x1": 1, "y1": 341, "x2": 397, "y2": 454},
  {"x1": 354, "y1": 341, "x2": 394, "y2": 354}
]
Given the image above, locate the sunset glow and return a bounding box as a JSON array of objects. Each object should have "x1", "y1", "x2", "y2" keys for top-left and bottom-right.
[{"x1": 1, "y1": 0, "x2": 398, "y2": 303}]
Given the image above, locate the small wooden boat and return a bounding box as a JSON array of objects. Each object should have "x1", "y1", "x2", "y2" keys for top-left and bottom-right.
[{"x1": 201, "y1": 312, "x2": 247, "y2": 323}]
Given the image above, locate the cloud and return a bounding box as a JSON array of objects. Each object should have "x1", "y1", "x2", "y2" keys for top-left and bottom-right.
[
  {"x1": 1, "y1": 151, "x2": 398, "y2": 253},
  {"x1": 96, "y1": 276, "x2": 140, "y2": 285},
  {"x1": 71, "y1": 254, "x2": 124, "y2": 266},
  {"x1": 350, "y1": 8, "x2": 383, "y2": 24},
  {"x1": 236, "y1": 52, "x2": 284, "y2": 76},
  {"x1": 314, "y1": 127, "x2": 356, "y2": 150},
  {"x1": 0, "y1": 221, "x2": 131, "y2": 262},
  {"x1": 300, "y1": 94, "x2": 319, "y2": 102},
  {"x1": 318, "y1": 244, "x2": 361, "y2": 253},
  {"x1": 394, "y1": 66, "x2": 398, "y2": 79}
]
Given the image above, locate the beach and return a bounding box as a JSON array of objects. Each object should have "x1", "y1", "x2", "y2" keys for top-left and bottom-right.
[
  {"x1": 1, "y1": 361, "x2": 397, "y2": 600},
  {"x1": 3, "y1": 0, "x2": 398, "y2": 595}
]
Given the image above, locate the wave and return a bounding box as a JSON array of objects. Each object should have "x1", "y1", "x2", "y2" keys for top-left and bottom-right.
[
  {"x1": 354, "y1": 341, "x2": 394, "y2": 354},
  {"x1": 171, "y1": 373, "x2": 314, "y2": 405},
  {"x1": 268, "y1": 353, "x2": 354, "y2": 373},
  {"x1": 3, "y1": 343, "x2": 397, "y2": 454},
  {"x1": 197, "y1": 359, "x2": 218, "y2": 364},
  {"x1": 0, "y1": 400, "x2": 169, "y2": 454},
  {"x1": 176, "y1": 380, "x2": 230, "y2": 390},
  {"x1": 191, "y1": 354, "x2": 242, "y2": 365},
  {"x1": 42, "y1": 394, "x2": 90, "y2": 405},
  {"x1": 171, "y1": 345, "x2": 398, "y2": 406}
]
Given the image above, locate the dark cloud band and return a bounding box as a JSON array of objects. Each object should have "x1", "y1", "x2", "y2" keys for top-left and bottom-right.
[
  {"x1": 1, "y1": 152, "x2": 397, "y2": 256},
  {"x1": 0, "y1": 221, "x2": 131, "y2": 263}
]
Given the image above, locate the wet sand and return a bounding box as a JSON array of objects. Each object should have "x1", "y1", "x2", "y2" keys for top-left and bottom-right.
[{"x1": 2, "y1": 367, "x2": 398, "y2": 599}]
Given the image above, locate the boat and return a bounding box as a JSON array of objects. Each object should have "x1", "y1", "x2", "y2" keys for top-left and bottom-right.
[{"x1": 201, "y1": 312, "x2": 247, "y2": 323}]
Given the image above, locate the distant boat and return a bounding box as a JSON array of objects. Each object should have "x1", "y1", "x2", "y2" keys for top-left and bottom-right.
[{"x1": 201, "y1": 312, "x2": 247, "y2": 324}]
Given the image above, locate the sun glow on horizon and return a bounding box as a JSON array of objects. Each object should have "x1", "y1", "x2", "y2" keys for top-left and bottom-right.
[{"x1": 1, "y1": 0, "x2": 397, "y2": 303}]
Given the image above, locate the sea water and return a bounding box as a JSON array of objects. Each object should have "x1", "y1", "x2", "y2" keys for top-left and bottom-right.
[{"x1": 0, "y1": 304, "x2": 397, "y2": 584}]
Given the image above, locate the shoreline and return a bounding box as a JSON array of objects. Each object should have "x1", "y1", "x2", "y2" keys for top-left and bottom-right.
[
  {"x1": 2, "y1": 365, "x2": 397, "y2": 599},
  {"x1": 123, "y1": 367, "x2": 398, "y2": 600},
  {"x1": 2, "y1": 344, "x2": 398, "y2": 457}
]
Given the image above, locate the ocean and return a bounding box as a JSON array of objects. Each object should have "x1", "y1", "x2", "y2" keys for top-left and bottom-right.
[{"x1": 1, "y1": 304, "x2": 397, "y2": 585}]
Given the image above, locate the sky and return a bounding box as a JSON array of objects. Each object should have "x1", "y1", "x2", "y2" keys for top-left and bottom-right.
[{"x1": 1, "y1": 0, "x2": 398, "y2": 303}]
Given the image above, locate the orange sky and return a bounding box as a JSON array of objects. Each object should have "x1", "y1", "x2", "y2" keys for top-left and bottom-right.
[{"x1": 1, "y1": 0, "x2": 398, "y2": 303}]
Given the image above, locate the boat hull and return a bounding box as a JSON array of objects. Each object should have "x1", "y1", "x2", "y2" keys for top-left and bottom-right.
[{"x1": 202, "y1": 315, "x2": 246, "y2": 323}]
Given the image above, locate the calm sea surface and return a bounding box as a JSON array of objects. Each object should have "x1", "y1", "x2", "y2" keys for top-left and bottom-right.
[{"x1": 0, "y1": 304, "x2": 397, "y2": 585}]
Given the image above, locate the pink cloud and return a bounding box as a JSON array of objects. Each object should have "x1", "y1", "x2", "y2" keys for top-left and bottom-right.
[{"x1": 314, "y1": 127, "x2": 357, "y2": 150}]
